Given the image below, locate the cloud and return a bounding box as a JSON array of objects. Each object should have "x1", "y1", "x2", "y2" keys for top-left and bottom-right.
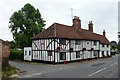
[{"x1": 0, "y1": 0, "x2": 119, "y2": 42}]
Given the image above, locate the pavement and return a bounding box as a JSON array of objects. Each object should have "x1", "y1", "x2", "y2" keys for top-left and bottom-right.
[{"x1": 9, "y1": 54, "x2": 119, "y2": 78}]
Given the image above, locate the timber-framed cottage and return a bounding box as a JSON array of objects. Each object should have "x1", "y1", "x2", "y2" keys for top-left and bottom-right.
[{"x1": 24, "y1": 16, "x2": 110, "y2": 64}]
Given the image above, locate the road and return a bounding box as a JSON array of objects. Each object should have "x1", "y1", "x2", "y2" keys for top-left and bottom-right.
[{"x1": 10, "y1": 54, "x2": 119, "y2": 78}]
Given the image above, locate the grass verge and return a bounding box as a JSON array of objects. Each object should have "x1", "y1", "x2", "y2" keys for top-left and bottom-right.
[{"x1": 2, "y1": 64, "x2": 17, "y2": 79}]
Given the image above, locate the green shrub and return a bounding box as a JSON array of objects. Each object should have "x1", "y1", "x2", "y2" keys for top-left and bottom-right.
[{"x1": 9, "y1": 49, "x2": 24, "y2": 60}]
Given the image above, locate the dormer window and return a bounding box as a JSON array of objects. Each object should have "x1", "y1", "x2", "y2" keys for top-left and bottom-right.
[{"x1": 60, "y1": 39, "x2": 66, "y2": 45}]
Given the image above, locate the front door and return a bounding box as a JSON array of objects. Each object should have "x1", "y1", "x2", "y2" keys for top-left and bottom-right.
[{"x1": 102, "y1": 51, "x2": 105, "y2": 57}]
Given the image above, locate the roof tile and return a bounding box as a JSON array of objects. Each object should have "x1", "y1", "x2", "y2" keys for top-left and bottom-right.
[{"x1": 31, "y1": 23, "x2": 110, "y2": 44}]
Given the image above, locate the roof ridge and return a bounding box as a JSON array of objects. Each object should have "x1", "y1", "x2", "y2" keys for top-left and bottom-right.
[
  {"x1": 31, "y1": 31, "x2": 42, "y2": 39},
  {"x1": 31, "y1": 23, "x2": 55, "y2": 39},
  {"x1": 82, "y1": 28, "x2": 104, "y2": 37},
  {"x1": 55, "y1": 22, "x2": 71, "y2": 27}
]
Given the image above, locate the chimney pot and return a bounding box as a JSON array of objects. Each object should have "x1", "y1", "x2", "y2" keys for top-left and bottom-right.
[
  {"x1": 103, "y1": 29, "x2": 106, "y2": 37},
  {"x1": 88, "y1": 21, "x2": 93, "y2": 32},
  {"x1": 73, "y1": 16, "x2": 81, "y2": 30},
  {"x1": 74, "y1": 16, "x2": 77, "y2": 19}
]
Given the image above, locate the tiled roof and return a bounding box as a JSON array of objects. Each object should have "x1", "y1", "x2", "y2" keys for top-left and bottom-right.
[{"x1": 31, "y1": 23, "x2": 110, "y2": 44}]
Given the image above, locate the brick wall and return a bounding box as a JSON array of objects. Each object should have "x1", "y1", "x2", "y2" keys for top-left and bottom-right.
[
  {"x1": 0, "y1": 40, "x2": 10, "y2": 67},
  {"x1": 0, "y1": 41, "x2": 2, "y2": 67}
]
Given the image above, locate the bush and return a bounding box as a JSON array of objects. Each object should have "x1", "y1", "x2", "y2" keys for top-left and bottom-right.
[{"x1": 9, "y1": 49, "x2": 24, "y2": 60}]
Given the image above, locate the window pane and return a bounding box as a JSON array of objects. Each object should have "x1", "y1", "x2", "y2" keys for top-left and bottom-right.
[
  {"x1": 102, "y1": 44, "x2": 104, "y2": 47},
  {"x1": 87, "y1": 42, "x2": 89, "y2": 44},
  {"x1": 60, "y1": 39, "x2": 66, "y2": 45},
  {"x1": 60, "y1": 52, "x2": 66, "y2": 60},
  {"x1": 75, "y1": 40, "x2": 80, "y2": 45},
  {"x1": 25, "y1": 51, "x2": 27, "y2": 55},
  {"x1": 119, "y1": 35, "x2": 120, "y2": 38},
  {"x1": 94, "y1": 51, "x2": 97, "y2": 56},
  {"x1": 107, "y1": 51, "x2": 109, "y2": 54},
  {"x1": 94, "y1": 41, "x2": 97, "y2": 46},
  {"x1": 29, "y1": 51, "x2": 31, "y2": 55},
  {"x1": 76, "y1": 51, "x2": 80, "y2": 58},
  {"x1": 48, "y1": 51, "x2": 52, "y2": 56},
  {"x1": 102, "y1": 51, "x2": 104, "y2": 55}
]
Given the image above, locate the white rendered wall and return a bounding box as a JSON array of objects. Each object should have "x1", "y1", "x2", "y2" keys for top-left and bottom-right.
[
  {"x1": 32, "y1": 39, "x2": 110, "y2": 63},
  {"x1": 24, "y1": 47, "x2": 32, "y2": 61}
]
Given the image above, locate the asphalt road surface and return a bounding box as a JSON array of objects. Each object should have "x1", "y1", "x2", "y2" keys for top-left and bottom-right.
[{"x1": 10, "y1": 54, "x2": 119, "y2": 78}]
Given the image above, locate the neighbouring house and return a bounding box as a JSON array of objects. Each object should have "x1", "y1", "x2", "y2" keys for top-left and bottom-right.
[{"x1": 24, "y1": 16, "x2": 110, "y2": 64}]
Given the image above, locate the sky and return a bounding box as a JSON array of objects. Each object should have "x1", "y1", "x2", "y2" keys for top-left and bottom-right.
[{"x1": 0, "y1": 0, "x2": 119, "y2": 42}]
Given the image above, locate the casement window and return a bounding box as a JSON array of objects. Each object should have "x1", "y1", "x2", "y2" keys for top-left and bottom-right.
[
  {"x1": 119, "y1": 35, "x2": 120, "y2": 38},
  {"x1": 59, "y1": 39, "x2": 66, "y2": 45},
  {"x1": 75, "y1": 40, "x2": 81, "y2": 45},
  {"x1": 76, "y1": 51, "x2": 80, "y2": 58},
  {"x1": 25, "y1": 51, "x2": 27, "y2": 55},
  {"x1": 87, "y1": 42, "x2": 89, "y2": 44},
  {"x1": 107, "y1": 44, "x2": 109, "y2": 48},
  {"x1": 60, "y1": 52, "x2": 66, "y2": 60},
  {"x1": 102, "y1": 44, "x2": 104, "y2": 47},
  {"x1": 102, "y1": 51, "x2": 104, "y2": 55},
  {"x1": 48, "y1": 51, "x2": 52, "y2": 56},
  {"x1": 107, "y1": 51, "x2": 109, "y2": 55},
  {"x1": 94, "y1": 51, "x2": 97, "y2": 56},
  {"x1": 94, "y1": 41, "x2": 97, "y2": 46},
  {"x1": 29, "y1": 51, "x2": 31, "y2": 55}
]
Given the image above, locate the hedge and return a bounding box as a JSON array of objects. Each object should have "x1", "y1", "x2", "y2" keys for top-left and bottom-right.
[{"x1": 9, "y1": 49, "x2": 24, "y2": 60}]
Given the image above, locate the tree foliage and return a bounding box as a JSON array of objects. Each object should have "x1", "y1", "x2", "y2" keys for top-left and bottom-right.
[
  {"x1": 9, "y1": 3, "x2": 45, "y2": 48},
  {"x1": 110, "y1": 41, "x2": 117, "y2": 46},
  {"x1": 117, "y1": 42, "x2": 120, "y2": 51},
  {"x1": 10, "y1": 41, "x2": 16, "y2": 49},
  {"x1": 110, "y1": 41, "x2": 117, "y2": 50}
]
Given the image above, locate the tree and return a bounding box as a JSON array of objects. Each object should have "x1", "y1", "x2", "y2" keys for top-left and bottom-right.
[
  {"x1": 110, "y1": 41, "x2": 117, "y2": 50},
  {"x1": 9, "y1": 3, "x2": 45, "y2": 48},
  {"x1": 117, "y1": 42, "x2": 120, "y2": 51},
  {"x1": 10, "y1": 41, "x2": 16, "y2": 49}
]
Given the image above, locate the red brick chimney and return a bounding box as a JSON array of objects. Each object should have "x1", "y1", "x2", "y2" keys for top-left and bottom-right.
[
  {"x1": 88, "y1": 21, "x2": 93, "y2": 32},
  {"x1": 103, "y1": 29, "x2": 106, "y2": 37},
  {"x1": 73, "y1": 16, "x2": 81, "y2": 31}
]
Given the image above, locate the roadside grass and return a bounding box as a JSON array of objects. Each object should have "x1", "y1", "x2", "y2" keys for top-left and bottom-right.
[
  {"x1": 2, "y1": 64, "x2": 17, "y2": 79},
  {"x1": 10, "y1": 60, "x2": 49, "y2": 65},
  {"x1": 23, "y1": 61, "x2": 50, "y2": 65}
]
